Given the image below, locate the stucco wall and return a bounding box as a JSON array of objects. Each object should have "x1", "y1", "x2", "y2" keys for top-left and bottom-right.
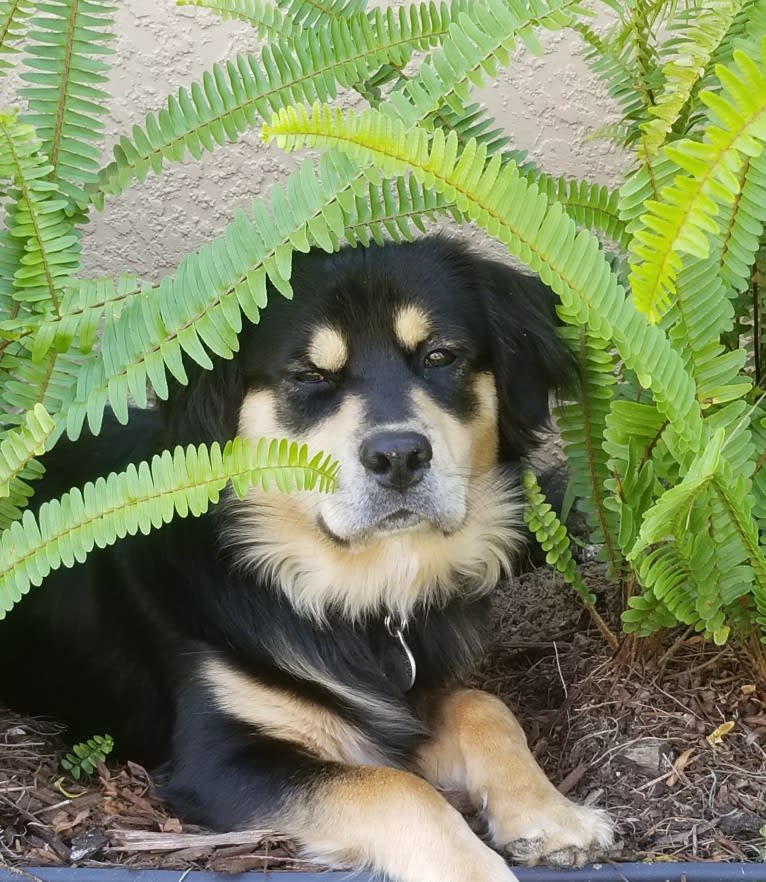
[{"x1": 3, "y1": 1, "x2": 628, "y2": 279}]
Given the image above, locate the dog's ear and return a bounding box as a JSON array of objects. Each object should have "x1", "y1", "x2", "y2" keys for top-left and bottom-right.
[
  {"x1": 159, "y1": 354, "x2": 244, "y2": 447},
  {"x1": 481, "y1": 260, "x2": 576, "y2": 460}
]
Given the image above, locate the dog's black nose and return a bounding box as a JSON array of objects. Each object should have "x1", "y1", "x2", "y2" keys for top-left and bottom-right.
[{"x1": 359, "y1": 431, "x2": 432, "y2": 490}]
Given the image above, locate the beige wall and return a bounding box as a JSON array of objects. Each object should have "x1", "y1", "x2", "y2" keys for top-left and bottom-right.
[{"x1": 3, "y1": 1, "x2": 627, "y2": 279}]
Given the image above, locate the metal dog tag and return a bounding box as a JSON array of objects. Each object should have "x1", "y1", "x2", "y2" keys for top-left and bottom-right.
[{"x1": 384, "y1": 614, "x2": 417, "y2": 691}]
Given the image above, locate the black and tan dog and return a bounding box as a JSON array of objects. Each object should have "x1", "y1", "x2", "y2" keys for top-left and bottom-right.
[{"x1": 0, "y1": 238, "x2": 614, "y2": 881}]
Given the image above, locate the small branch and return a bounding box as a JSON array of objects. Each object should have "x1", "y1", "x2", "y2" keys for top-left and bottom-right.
[{"x1": 108, "y1": 829, "x2": 274, "y2": 853}]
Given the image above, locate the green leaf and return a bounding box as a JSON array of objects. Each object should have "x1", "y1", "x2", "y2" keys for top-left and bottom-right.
[{"x1": 0, "y1": 437, "x2": 338, "y2": 618}]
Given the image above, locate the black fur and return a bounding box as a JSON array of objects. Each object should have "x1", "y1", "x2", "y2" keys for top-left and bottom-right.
[{"x1": 0, "y1": 238, "x2": 574, "y2": 834}]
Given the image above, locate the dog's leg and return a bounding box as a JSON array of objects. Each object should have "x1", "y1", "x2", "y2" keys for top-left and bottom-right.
[
  {"x1": 165, "y1": 701, "x2": 517, "y2": 882},
  {"x1": 285, "y1": 763, "x2": 519, "y2": 882},
  {"x1": 417, "y1": 688, "x2": 615, "y2": 867}
]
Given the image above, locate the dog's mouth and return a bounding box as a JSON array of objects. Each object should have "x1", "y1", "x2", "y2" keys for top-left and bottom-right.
[
  {"x1": 373, "y1": 508, "x2": 427, "y2": 534},
  {"x1": 317, "y1": 504, "x2": 449, "y2": 545}
]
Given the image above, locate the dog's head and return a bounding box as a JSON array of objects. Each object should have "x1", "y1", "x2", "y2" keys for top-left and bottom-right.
[{"x1": 163, "y1": 238, "x2": 574, "y2": 620}]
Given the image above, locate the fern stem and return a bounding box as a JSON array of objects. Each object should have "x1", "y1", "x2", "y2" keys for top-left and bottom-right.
[
  {"x1": 588, "y1": 603, "x2": 620, "y2": 652},
  {"x1": 48, "y1": 0, "x2": 79, "y2": 176},
  {"x1": 745, "y1": 625, "x2": 766, "y2": 683},
  {"x1": 754, "y1": 266, "x2": 762, "y2": 386}
]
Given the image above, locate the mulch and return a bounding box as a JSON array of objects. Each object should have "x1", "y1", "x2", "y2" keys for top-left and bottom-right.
[{"x1": 2, "y1": 563, "x2": 765, "y2": 872}]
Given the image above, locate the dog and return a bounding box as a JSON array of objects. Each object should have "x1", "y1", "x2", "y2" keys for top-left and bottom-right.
[{"x1": 0, "y1": 238, "x2": 614, "y2": 881}]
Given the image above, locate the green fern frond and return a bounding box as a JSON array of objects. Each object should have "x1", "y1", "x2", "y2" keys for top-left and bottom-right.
[
  {"x1": 529, "y1": 172, "x2": 629, "y2": 248},
  {"x1": 555, "y1": 325, "x2": 622, "y2": 573},
  {"x1": 640, "y1": 0, "x2": 744, "y2": 157},
  {"x1": 64, "y1": 150, "x2": 367, "y2": 439},
  {"x1": 32, "y1": 274, "x2": 140, "y2": 360},
  {"x1": 94, "y1": 2, "x2": 459, "y2": 202},
  {"x1": 623, "y1": 413, "x2": 764, "y2": 641},
  {"x1": 619, "y1": 153, "x2": 679, "y2": 235},
  {"x1": 0, "y1": 346, "x2": 84, "y2": 440},
  {"x1": 177, "y1": 0, "x2": 292, "y2": 38},
  {"x1": 0, "y1": 436, "x2": 339, "y2": 618},
  {"x1": 678, "y1": 0, "x2": 761, "y2": 136},
  {"x1": 626, "y1": 545, "x2": 697, "y2": 635},
  {"x1": 20, "y1": 0, "x2": 115, "y2": 205},
  {"x1": 718, "y1": 150, "x2": 766, "y2": 297},
  {"x1": 276, "y1": 0, "x2": 367, "y2": 27},
  {"x1": 0, "y1": 0, "x2": 34, "y2": 74},
  {"x1": 424, "y1": 99, "x2": 515, "y2": 164},
  {"x1": 604, "y1": 435, "x2": 658, "y2": 559},
  {"x1": 629, "y1": 38, "x2": 766, "y2": 322},
  {"x1": 573, "y1": 19, "x2": 655, "y2": 147},
  {"x1": 384, "y1": 0, "x2": 582, "y2": 129},
  {"x1": 522, "y1": 469, "x2": 594, "y2": 604},
  {"x1": 0, "y1": 462, "x2": 43, "y2": 530},
  {"x1": 343, "y1": 174, "x2": 459, "y2": 246},
  {"x1": 629, "y1": 426, "x2": 725, "y2": 560},
  {"x1": 0, "y1": 112, "x2": 79, "y2": 314},
  {"x1": 750, "y1": 409, "x2": 766, "y2": 528},
  {"x1": 667, "y1": 257, "x2": 751, "y2": 407},
  {"x1": 522, "y1": 469, "x2": 618, "y2": 648},
  {"x1": 711, "y1": 466, "x2": 766, "y2": 633},
  {"x1": 264, "y1": 104, "x2": 704, "y2": 455},
  {"x1": 61, "y1": 734, "x2": 113, "y2": 780},
  {"x1": 0, "y1": 403, "x2": 53, "y2": 496},
  {"x1": 0, "y1": 402, "x2": 51, "y2": 529}
]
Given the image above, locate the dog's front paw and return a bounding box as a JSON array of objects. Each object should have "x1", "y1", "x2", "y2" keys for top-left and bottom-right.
[{"x1": 489, "y1": 795, "x2": 617, "y2": 868}]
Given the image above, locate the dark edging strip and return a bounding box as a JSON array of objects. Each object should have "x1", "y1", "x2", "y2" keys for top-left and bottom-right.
[{"x1": 2, "y1": 863, "x2": 764, "y2": 881}]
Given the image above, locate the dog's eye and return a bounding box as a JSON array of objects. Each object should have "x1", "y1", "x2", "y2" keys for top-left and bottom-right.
[
  {"x1": 424, "y1": 348, "x2": 456, "y2": 368},
  {"x1": 293, "y1": 370, "x2": 327, "y2": 384}
]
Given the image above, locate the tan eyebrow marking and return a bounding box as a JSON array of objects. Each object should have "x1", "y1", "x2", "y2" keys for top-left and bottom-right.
[
  {"x1": 307, "y1": 326, "x2": 348, "y2": 373},
  {"x1": 393, "y1": 305, "x2": 432, "y2": 351}
]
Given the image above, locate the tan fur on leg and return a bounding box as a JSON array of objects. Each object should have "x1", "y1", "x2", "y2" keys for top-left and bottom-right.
[
  {"x1": 284, "y1": 765, "x2": 518, "y2": 882},
  {"x1": 417, "y1": 689, "x2": 615, "y2": 867}
]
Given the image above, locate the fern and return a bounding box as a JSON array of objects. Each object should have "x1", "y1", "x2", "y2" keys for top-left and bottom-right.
[
  {"x1": 573, "y1": 18, "x2": 656, "y2": 148},
  {"x1": 0, "y1": 403, "x2": 52, "y2": 529},
  {"x1": 19, "y1": 0, "x2": 115, "y2": 205},
  {"x1": 0, "y1": 402, "x2": 53, "y2": 496},
  {"x1": 629, "y1": 36, "x2": 766, "y2": 321},
  {"x1": 0, "y1": 0, "x2": 34, "y2": 74},
  {"x1": 342, "y1": 174, "x2": 459, "y2": 246},
  {"x1": 263, "y1": 103, "x2": 705, "y2": 456},
  {"x1": 0, "y1": 111, "x2": 79, "y2": 315},
  {"x1": 0, "y1": 437, "x2": 339, "y2": 618},
  {"x1": 667, "y1": 257, "x2": 751, "y2": 408},
  {"x1": 718, "y1": 150, "x2": 766, "y2": 299},
  {"x1": 529, "y1": 173, "x2": 629, "y2": 249},
  {"x1": 639, "y1": 0, "x2": 744, "y2": 157},
  {"x1": 626, "y1": 546, "x2": 696, "y2": 636},
  {"x1": 60, "y1": 734, "x2": 113, "y2": 780},
  {"x1": 177, "y1": 0, "x2": 292, "y2": 39},
  {"x1": 276, "y1": 0, "x2": 367, "y2": 27},
  {"x1": 522, "y1": 470, "x2": 618, "y2": 648},
  {"x1": 555, "y1": 325, "x2": 622, "y2": 573},
  {"x1": 62, "y1": 150, "x2": 362, "y2": 439},
  {"x1": 629, "y1": 426, "x2": 725, "y2": 561},
  {"x1": 94, "y1": 2, "x2": 462, "y2": 203}
]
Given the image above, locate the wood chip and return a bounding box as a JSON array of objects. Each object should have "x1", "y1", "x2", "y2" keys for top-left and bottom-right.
[{"x1": 108, "y1": 828, "x2": 273, "y2": 853}]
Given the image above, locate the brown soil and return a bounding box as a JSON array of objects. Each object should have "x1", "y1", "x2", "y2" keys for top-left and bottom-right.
[{"x1": 2, "y1": 564, "x2": 766, "y2": 872}]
